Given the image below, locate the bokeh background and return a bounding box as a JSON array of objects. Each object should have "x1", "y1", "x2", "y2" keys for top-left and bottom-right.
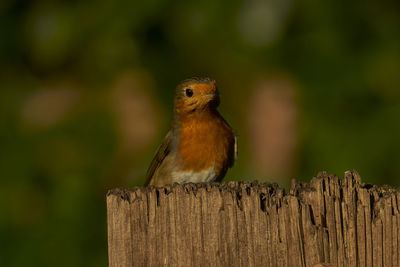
[{"x1": 1, "y1": 0, "x2": 399, "y2": 266}]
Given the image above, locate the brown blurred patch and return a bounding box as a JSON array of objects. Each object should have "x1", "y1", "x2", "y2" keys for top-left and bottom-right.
[
  {"x1": 110, "y1": 69, "x2": 161, "y2": 153},
  {"x1": 248, "y1": 74, "x2": 298, "y2": 183},
  {"x1": 20, "y1": 84, "x2": 79, "y2": 129},
  {"x1": 108, "y1": 69, "x2": 164, "y2": 186}
]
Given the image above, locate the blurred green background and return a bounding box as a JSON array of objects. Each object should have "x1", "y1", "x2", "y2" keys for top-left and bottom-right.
[{"x1": 1, "y1": 0, "x2": 399, "y2": 266}]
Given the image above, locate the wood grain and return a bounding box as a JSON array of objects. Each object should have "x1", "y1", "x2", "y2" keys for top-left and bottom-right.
[{"x1": 107, "y1": 170, "x2": 400, "y2": 266}]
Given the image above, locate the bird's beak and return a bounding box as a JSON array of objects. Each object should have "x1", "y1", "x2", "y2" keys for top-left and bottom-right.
[
  {"x1": 203, "y1": 90, "x2": 220, "y2": 106},
  {"x1": 204, "y1": 93, "x2": 215, "y2": 98},
  {"x1": 204, "y1": 89, "x2": 220, "y2": 98},
  {"x1": 203, "y1": 92, "x2": 219, "y2": 101}
]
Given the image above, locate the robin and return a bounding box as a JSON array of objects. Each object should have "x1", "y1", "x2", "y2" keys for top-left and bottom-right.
[{"x1": 144, "y1": 77, "x2": 237, "y2": 187}]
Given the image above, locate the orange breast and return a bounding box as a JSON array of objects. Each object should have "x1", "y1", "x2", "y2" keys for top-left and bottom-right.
[{"x1": 177, "y1": 112, "x2": 233, "y2": 172}]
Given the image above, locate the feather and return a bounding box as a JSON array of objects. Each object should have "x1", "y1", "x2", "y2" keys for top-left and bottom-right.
[{"x1": 143, "y1": 130, "x2": 173, "y2": 186}]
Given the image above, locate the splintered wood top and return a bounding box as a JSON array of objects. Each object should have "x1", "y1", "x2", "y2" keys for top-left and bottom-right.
[{"x1": 107, "y1": 171, "x2": 400, "y2": 267}]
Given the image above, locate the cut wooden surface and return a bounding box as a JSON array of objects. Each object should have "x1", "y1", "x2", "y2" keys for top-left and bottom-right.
[{"x1": 107, "y1": 170, "x2": 400, "y2": 267}]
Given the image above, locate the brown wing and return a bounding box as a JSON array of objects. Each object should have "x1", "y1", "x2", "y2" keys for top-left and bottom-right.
[{"x1": 144, "y1": 130, "x2": 173, "y2": 186}]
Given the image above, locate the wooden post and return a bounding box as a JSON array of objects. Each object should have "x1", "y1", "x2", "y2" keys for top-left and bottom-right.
[{"x1": 107, "y1": 170, "x2": 400, "y2": 266}]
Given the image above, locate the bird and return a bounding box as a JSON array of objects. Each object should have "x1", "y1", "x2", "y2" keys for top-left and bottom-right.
[{"x1": 144, "y1": 77, "x2": 237, "y2": 187}]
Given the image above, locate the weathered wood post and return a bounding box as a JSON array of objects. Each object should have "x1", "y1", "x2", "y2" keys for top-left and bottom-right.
[{"x1": 107, "y1": 171, "x2": 400, "y2": 266}]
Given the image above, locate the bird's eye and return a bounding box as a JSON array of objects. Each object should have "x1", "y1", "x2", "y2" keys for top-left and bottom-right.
[{"x1": 185, "y1": 88, "x2": 193, "y2": 97}]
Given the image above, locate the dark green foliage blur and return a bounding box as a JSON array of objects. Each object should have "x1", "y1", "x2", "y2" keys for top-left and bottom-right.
[{"x1": 1, "y1": 0, "x2": 399, "y2": 266}]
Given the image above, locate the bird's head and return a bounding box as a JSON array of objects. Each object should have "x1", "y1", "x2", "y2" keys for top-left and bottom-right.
[{"x1": 174, "y1": 77, "x2": 220, "y2": 117}]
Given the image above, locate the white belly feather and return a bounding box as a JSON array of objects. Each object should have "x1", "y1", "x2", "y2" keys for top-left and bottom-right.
[{"x1": 171, "y1": 167, "x2": 216, "y2": 183}]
